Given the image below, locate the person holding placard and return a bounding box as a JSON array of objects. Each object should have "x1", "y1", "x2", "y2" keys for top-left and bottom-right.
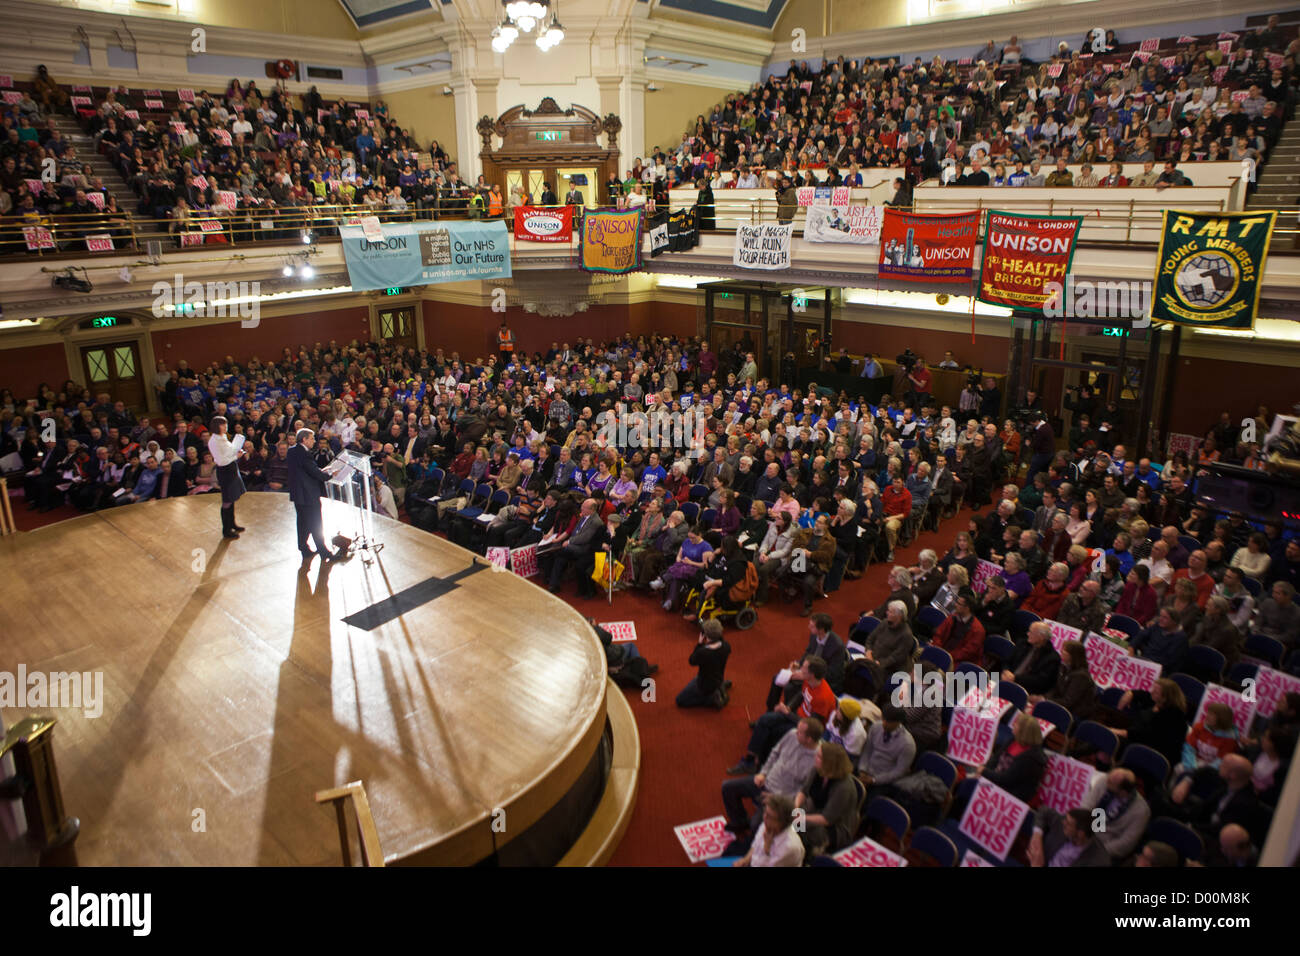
[{"x1": 978, "y1": 716, "x2": 1047, "y2": 804}]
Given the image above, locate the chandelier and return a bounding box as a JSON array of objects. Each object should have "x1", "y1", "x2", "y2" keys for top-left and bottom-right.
[{"x1": 492, "y1": 0, "x2": 564, "y2": 52}]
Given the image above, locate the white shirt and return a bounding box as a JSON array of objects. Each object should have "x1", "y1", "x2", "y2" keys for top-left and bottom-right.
[
  {"x1": 208, "y1": 432, "x2": 244, "y2": 467},
  {"x1": 747, "y1": 823, "x2": 805, "y2": 867},
  {"x1": 1140, "y1": 556, "x2": 1174, "y2": 591}
]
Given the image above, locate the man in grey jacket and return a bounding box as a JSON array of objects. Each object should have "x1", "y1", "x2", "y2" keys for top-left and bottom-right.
[
  {"x1": 721, "y1": 717, "x2": 823, "y2": 837},
  {"x1": 1084, "y1": 768, "x2": 1150, "y2": 862},
  {"x1": 864, "y1": 600, "x2": 916, "y2": 689},
  {"x1": 857, "y1": 704, "x2": 916, "y2": 801}
]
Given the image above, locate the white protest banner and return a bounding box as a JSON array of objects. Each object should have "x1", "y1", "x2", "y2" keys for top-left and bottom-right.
[
  {"x1": 361, "y1": 215, "x2": 384, "y2": 242},
  {"x1": 795, "y1": 185, "x2": 851, "y2": 208},
  {"x1": 599, "y1": 621, "x2": 638, "y2": 643},
  {"x1": 177, "y1": 88, "x2": 195, "y2": 102},
  {"x1": 23, "y1": 227, "x2": 55, "y2": 250},
  {"x1": 1046, "y1": 63, "x2": 1063, "y2": 78},
  {"x1": 198, "y1": 219, "x2": 223, "y2": 233},
  {"x1": 1045, "y1": 619, "x2": 1081, "y2": 653},
  {"x1": 180, "y1": 232, "x2": 206, "y2": 246},
  {"x1": 1083, "y1": 632, "x2": 1129, "y2": 688},
  {"x1": 673, "y1": 815, "x2": 732, "y2": 863},
  {"x1": 1254, "y1": 666, "x2": 1300, "y2": 718},
  {"x1": 1267, "y1": 52, "x2": 1285, "y2": 70},
  {"x1": 85, "y1": 234, "x2": 114, "y2": 253},
  {"x1": 1108, "y1": 652, "x2": 1162, "y2": 692},
  {"x1": 1130, "y1": 51, "x2": 1153, "y2": 63},
  {"x1": 946, "y1": 705, "x2": 999, "y2": 766},
  {"x1": 733, "y1": 223, "x2": 792, "y2": 270},
  {"x1": 833, "y1": 836, "x2": 907, "y2": 867},
  {"x1": 1035, "y1": 752, "x2": 1097, "y2": 814},
  {"x1": 959, "y1": 778, "x2": 1030, "y2": 862},
  {"x1": 124, "y1": 109, "x2": 139, "y2": 120},
  {"x1": 972, "y1": 559, "x2": 1002, "y2": 596},
  {"x1": 192, "y1": 175, "x2": 209, "y2": 190},
  {"x1": 1177, "y1": 35, "x2": 1196, "y2": 44},
  {"x1": 1160, "y1": 56, "x2": 1177, "y2": 70},
  {"x1": 457, "y1": 382, "x2": 471, "y2": 394},
  {"x1": 145, "y1": 99, "x2": 164, "y2": 109},
  {"x1": 70, "y1": 96, "x2": 92, "y2": 108},
  {"x1": 1140, "y1": 38, "x2": 1160, "y2": 52},
  {"x1": 1211, "y1": 66, "x2": 1229, "y2": 85},
  {"x1": 1194, "y1": 683, "x2": 1257, "y2": 737},
  {"x1": 355, "y1": 108, "x2": 371, "y2": 121},
  {"x1": 961, "y1": 849, "x2": 996, "y2": 867},
  {"x1": 215, "y1": 190, "x2": 238, "y2": 211},
  {"x1": 2, "y1": 91, "x2": 21, "y2": 105},
  {"x1": 1231, "y1": 90, "x2": 1250, "y2": 104},
  {"x1": 958, "y1": 682, "x2": 1012, "y2": 722},
  {"x1": 804, "y1": 205, "x2": 882, "y2": 244},
  {"x1": 510, "y1": 543, "x2": 539, "y2": 578},
  {"x1": 84, "y1": 191, "x2": 104, "y2": 209},
  {"x1": 213, "y1": 128, "x2": 232, "y2": 146},
  {"x1": 485, "y1": 546, "x2": 510, "y2": 569}
]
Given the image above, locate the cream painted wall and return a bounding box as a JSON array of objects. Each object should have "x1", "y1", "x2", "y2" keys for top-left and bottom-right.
[
  {"x1": 774, "y1": 0, "x2": 911, "y2": 42},
  {"x1": 186, "y1": 0, "x2": 359, "y2": 39},
  {"x1": 643, "y1": 82, "x2": 737, "y2": 156},
  {"x1": 380, "y1": 86, "x2": 460, "y2": 163}
]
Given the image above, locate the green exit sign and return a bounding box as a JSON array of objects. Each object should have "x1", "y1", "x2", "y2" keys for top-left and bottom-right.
[
  {"x1": 384, "y1": 287, "x2": 407, "y2": 296},
  {"x1": 1102, "y1": 327, "x2": 1129, "y2": 337},
  {"x1": 92, "y1": 316, "x2": 118, "y2": 328},
  {"x1": 535, "y1": 131, "x2": 562, "y2": 142}
]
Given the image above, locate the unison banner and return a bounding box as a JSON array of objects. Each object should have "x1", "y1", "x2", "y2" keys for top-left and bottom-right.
[
  {"x1": 804, "y1": 205, "x2": 883, "y2": 245},
  {"x1": 734, "y1": 223, "x2": 792, "y2": 270},
  {"x1": 339, "y1": 220, "x2": 510, "y2": 290},
  {"x1": 879, "y1": 209, "x2": 979, "y2": 283},
  {"x1": 579, "y1": 207, "x2": 643, "y2": 274},
  {"x1": 513, "y1": 205, "x2": 573, "y2": 242},
  {"x1": 978, "y1": 210, "x2": 1081, "y2": 312},
  {"x1": 1151, "y1": 210, "x2": 1277, "y2": 330}
]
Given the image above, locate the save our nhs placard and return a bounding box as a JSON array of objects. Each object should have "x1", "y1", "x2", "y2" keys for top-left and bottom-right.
[{"x1": 339, "y1": 220, "x2": 511, "y2": 290}]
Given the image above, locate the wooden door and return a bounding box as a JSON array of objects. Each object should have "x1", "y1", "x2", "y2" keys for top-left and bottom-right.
[
  {"x1": 80, "y1": 340, "x2": 145, "y2": 410},
  {"x1": 378, "y1": 307, "x2": 417, "y2": 350}
]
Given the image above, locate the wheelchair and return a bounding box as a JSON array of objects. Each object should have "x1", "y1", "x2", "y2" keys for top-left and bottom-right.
[{"x1": 680, "y1": 583, "x2": 758, "y2": 630}]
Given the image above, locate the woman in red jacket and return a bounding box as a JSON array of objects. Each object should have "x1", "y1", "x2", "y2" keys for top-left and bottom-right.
[
  {"x1": 663, "y1": 459, "x2": 690, "y2": 504},
  {"x1": 1114, "y1": 564, "x2": 1159, "y2": 626}
]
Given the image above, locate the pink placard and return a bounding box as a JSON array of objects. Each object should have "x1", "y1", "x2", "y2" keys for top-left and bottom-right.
[
  {"x1": 1045, "y1": 619, "x2": 1081, "y2": 653},
  {"x1": 1047, "y1": 63, "x2": 1063, "y2": 78},
  {"x1": 958, "y1": 778, "x2": 1030, "y2": 862},
  {"x1": 673, "y1": 815, "x2": 732, "y2": 863},
  {"x1": 1083, "y1": 632, "x2": 1129, "y2": 688},
  {"x1": 213, "y1": 128, "x2": 232, "y2": 146},
  {"x1": 1140, "y1": 38, "x2": 1159, "y2": 52},
  {"x1": 833, "y1": 836, "x2": 907, "y2": 867},
  {"x1": 1231, "y1": 90, "x2": 1250, "y2": 103},
  {"x1": 1035, "y1": 751, "x2": 1096, "y2": 814},
  {"x1": 198, "y1": 219, "x2": 223, "y2": 233},
  {"x1": 355, "y1": 109, "x2": 370, "y2": 121},
  {"x1": 1217, "y1": 41, "x2": 1233, "y2": 56},
  {"x1": 145, "y1": 99, "x2": 164, "y2": 109},
  {"x1": 1255, "y1": 667, "x2": 1300, "y2": 718},
  {"x1": 1217, "y1": 32, "x2": 1239, "y2": 41},
  {"x1": 1177, "y1": 35, "x2": 1196, "y2": 44},
  {"x1": 2, "y1": 91, "x2": 22, "y2": 104},
  {"x1": 216, "y1": 190, "x2": 238, "y2": 211},
  {"x1": 971, "y1": 558, "x2": 1002, "y2": 596},
  {"x1": 1194, "y1": 683, "x2": 1257, "y2": 737},
  {"x1": 23, "y1": 227, "x2": 55, "y2": 250},
  {"x1": 961, "y1": 849, "x2": 995, "y2": 867},
  {"x1": 510, "y1": 543, "x2": 539, "y2": 578},
  {"x1": 125, "y1": 109, "x2": 139, "y2": 120},
  {"x1": 946, "y1": 705, "x2": 999, "y2": 766},
  {"x1": 84, "y1": 192, "x2": 104, "y2": 208},
  {"x1": 180, "y1": 232, "x2": 206, "y2": 246},
  {"x1": 486, "y1": 546, "x2": 510, "y2": 569},
  {"x1": 177, "y1": 88, "x2": 195, "y2": 102},
  {"x1": 192, "y1": 175, "x2": 209, "y2": 190},
  {"x1": 599, "y1": 621, "x2": 638, "y2": 643},
  {"x1": 70, "y1": 96, "x2": 91, "y2": 107},
  {"x1": 86, "y1": 234, "x2": 114, "y2": 252},
  {"x1": 25, "y1": 179, "x2": 45, "y2": 195},
  {"x1": 1160, "y1": 56, "x2": 1177, "y2": 70}
]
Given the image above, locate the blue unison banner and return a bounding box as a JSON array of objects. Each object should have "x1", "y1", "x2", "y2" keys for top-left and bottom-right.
[{"x1": 339, "y1": 220, "x2": 512, "y2": 290}]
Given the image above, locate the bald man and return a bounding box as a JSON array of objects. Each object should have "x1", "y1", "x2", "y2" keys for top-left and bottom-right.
[{"x1": 1084, "y1": 768, "x2": 1150, "y2": 861}]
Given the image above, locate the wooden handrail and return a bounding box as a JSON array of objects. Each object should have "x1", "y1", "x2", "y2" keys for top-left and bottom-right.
[
  {"x1": 314, "y1": 780, "x2": 385, "y2": 867},
  {"x1": 0, "y1": 478, "x2": 16, "y2": 536}
]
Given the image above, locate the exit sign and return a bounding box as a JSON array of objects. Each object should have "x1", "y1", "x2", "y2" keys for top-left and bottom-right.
[
  {"x1": 92, "y1": 316, "x2": 118, "y2": 328},
  {"x1": 1102, "y1": 327, "x2": 1129, "y2": 337},
  {"x1": 384, "y1": 287, "x2": 407, "y2": 296},
  {"x1": 535, "y1": 131, "x2": 562, "y2": 142}
]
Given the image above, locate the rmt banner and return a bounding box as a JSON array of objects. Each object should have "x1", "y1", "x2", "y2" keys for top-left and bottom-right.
[
  {"x1": 879, "y1": 209, "x2": 979, "y2": 283},
  {"x1": 734, "y1": 223, "x2": 792, "y2": 270},
  {"x1": 1151, "y1": 210, "x2": 1277, "y2": 329},
  {"x1": 978, "y1": 210, "x2": 1081, "y2": 312}
]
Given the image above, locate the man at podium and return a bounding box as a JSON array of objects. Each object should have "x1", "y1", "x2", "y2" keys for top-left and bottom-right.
[{"x1": 288, "y1": 427, "x2": 342, "y2": 562}]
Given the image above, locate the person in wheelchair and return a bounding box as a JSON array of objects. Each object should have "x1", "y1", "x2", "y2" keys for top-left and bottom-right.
[{"x1": 685, "y1": 535, "x2": 743, "y2": 619}]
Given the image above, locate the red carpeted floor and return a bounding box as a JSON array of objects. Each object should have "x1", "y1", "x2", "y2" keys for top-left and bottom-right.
[
  {"x1": 578, "y1": 507, "x2": 980, "y2": 867},
  {"x1": 5, "y1": 481, "x2": 976, "y2": 867}
]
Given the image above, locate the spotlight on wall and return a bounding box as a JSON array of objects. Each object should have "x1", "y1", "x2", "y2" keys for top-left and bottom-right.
[{"x1": 442, "y1": 85, "x2": 453, "y2": 96}]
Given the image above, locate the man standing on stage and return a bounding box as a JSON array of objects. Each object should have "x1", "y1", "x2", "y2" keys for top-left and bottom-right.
[
  {"x1": 208, "y1": 416, "x2": 247, "y2": 539},
  {"x1": 497, "y1": 320, "x2": 515, "y2": 368},
  {"x1": 288, "y1": 427, "x2": 341, "y2": 561}
]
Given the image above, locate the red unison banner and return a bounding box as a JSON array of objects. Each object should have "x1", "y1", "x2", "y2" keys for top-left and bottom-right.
[
  {"x1": 513, "y1": 205, "x2": 573, "y2": 242},
  {"x1": 878, "y1": 209, "x2": 979, "y2": 284},
  {"x1": 977, "y1": 211, "x2": 1081, "y2": 312}
]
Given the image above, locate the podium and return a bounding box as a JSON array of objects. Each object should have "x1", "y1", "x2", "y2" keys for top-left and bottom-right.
[{"x1": 325, "y1": 450, "x2": 385, "y2": 557}]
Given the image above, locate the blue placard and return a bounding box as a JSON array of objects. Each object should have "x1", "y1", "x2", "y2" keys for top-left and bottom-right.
[{"x1": 339, "y1": 220, "x2": 512, "y2": 290}]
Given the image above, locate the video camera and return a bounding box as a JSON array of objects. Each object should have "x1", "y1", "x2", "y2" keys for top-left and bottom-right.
[{"x1": 896, "y1": 348, "x2": 918, "y2": 372}]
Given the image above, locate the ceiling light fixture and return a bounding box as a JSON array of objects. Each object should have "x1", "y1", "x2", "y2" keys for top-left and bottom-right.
[{"x1": 495, "y1": 0, "x2": 561, "y2": 53}]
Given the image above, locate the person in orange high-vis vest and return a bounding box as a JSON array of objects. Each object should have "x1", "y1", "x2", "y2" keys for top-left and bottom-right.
[
  {"x1": 488, "y1": 184, "x2": 503, "y2": 218},
  {"x1": 498, "y1": 321, "x2": 515, "y2": 367}
]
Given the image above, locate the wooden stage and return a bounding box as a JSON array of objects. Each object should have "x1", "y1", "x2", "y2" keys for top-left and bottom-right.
[{"x1": 0, "y1": 494, "x2": 633, "y2": 865}]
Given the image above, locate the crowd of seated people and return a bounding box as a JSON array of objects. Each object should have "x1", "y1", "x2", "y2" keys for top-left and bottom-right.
[
  {"x1": 1, "y1": 68, "x2": 469, "y2": 253},
  {"x1": 658, "y1": 16, "x2": 1294, "y2": 209},
  {"x1": 4, "y1": 321, "x2": 1298, "y2": 866}
]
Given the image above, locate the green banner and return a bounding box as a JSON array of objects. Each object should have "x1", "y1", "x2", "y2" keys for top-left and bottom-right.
[{"x1": 1151, "y1": 210, "x2": 1277, "y2": 329}]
